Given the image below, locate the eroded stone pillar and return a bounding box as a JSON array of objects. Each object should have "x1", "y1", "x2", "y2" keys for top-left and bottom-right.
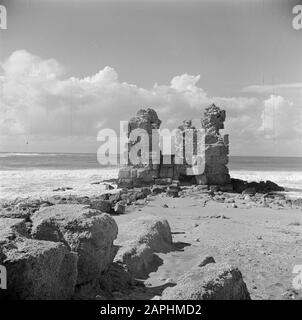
[{"x1": 201, "y1": 104, "x2": 230, "y2": 185}]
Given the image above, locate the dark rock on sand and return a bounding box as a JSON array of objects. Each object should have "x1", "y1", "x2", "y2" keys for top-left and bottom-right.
[
  {"x1": 151, "y1": 185, "x2": 165, "y2": 195},
  {"x1": 197, "y1": 255, "x2": 216, "y2": 267},
  {"x1": 231, "y1": 178, "x2": 284, "y2": 194},
  {"x1": 90, "y1": 200, "x2": 112, "y2": 213},
  {"x1": 166, "y1": 185, "x2": 180, "y2": 198}
]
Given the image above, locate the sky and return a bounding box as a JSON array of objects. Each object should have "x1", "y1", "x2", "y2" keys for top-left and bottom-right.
[{"x1": 0, "y1": 0, "x2": 301, "y2": 156}]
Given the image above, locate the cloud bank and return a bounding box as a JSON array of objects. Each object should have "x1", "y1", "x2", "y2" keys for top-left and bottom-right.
[{"x1": 0, "y1": 50, "x2": 301, "y2": 155}]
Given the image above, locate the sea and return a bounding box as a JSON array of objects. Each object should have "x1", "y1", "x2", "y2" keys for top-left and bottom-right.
[{"x1": 0, "y1": 153, "x2": 302, "y2": 201}]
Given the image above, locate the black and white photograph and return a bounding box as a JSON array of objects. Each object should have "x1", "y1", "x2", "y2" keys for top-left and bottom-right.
[{"x1": 0, "y1": 0, "x2": 302, "y2": 309}]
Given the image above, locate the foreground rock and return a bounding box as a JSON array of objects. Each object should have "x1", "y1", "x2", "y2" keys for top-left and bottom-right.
[
  {"x1": 0, "y1": 218, "x2": 78, "y2": 300},
  {"x1": 161, "y1": 263, "x2": 251, "y2": 300},
  {"x1": 31, "y1": 204, "x2": 118, "y2": 284},
  {"x1": 115, "y1": 215, "x2": 173, "y2": 278}
]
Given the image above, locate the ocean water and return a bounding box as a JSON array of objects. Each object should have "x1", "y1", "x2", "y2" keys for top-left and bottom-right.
[
  {"x1": 0, "y1": 153, "x2": 301, "y2": 200},
  {"x1": 229, "y1": 156, "x2": 302, "y2": 199},
  {"x1": 0, "y1": 153, "x2": 119, "y2": 200}
]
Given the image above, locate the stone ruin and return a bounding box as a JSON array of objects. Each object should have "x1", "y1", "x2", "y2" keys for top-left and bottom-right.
[
  {"x1": 118, "y1": 104, "x2": 230, "y2": 188},
  {"x1": 201, "y1": 104, "x2": 230, "y2": 185}
]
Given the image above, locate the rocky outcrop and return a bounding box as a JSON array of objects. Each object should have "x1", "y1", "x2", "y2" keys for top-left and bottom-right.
[
  {"x1": 0, "y1": 204, "x2": 119, "y2": 300},
  {"x1": 115, "y1": 215, "x2": 173, "y2": 278},
  {"x1": 128, "y1": 108, "x2": 162, "y2": 148},
  {"x1": 118, "y1": 108, "x2": 162, "y2": 188},
  {"x1": 201, "y1": 104, "x2": 230, "y2": 185},
  {"x1": 31, "y1": 204, "x2": 118, "y2": 284},
  {"x1": 174, "y1": 104, "x2": 230, "y2": 186},
  {"x1": 0, "y1": 218, "x2": 78, "y2": 300},
  {"x1": 118, "y1": 104, "x2": 231, "y2": 188},
  {"x1": 231, "y1": 178, "x2": 285, "y2": 193},
  {"x1": 161, "y1": 263, "x2": 251, "y2": 300}
]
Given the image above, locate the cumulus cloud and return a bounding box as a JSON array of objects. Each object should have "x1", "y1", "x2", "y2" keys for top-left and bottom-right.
[
  {"x1": 170, "y1": 74, "x2": 201, "y2": 92},
  {"x1": 0, "y1": 50, "x2": 301, "y2": 154}
]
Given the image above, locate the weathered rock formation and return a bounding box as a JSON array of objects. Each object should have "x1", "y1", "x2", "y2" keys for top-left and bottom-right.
[
  {"x1": 31, "y1": 205, "x2": 118, "y2": 285},
  {"x1": 201, "y1": 104, "x2": 230, "y2": 185},
  {"x1": 0, "y1": 205, "x2": 118, "y2": 300},
  {"x1": 118, "y1": 103, "x2": 230, "y2": 187},
  {"x1": 118, "y1": 108, "x2": 162, "y2": 187},
  {"x1": 161, "y1": 262, "x2": 251, "y2": 300},
  {"x1": 0, "y1": 218, "x2": 78, "y2": 300},
  {"x1": 128, "y1": 108, "x2": 162, "y2": 154},
  {"x1": 115, "y1": 215, "x2": 173, "y2": 278}
]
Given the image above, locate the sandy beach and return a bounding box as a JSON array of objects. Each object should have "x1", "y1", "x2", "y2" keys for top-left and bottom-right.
[
  {"x1": 113, "y1": 190, "x2": 302, "y2": 300},
  {"x1": 1, "y1": 151, "x2": 302, "y2": 300},
  {"x1": 1, "y1": 179, "x2": 302, "y2": 300}
]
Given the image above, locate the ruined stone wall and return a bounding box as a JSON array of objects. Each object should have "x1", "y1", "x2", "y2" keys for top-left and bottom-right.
[{"x1": 118, "y1": 104, "x2": 230, "y2": 187}]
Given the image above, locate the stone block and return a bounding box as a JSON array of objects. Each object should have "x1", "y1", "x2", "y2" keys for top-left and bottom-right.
[
  {"x1": 154, "y1": 178, "x2": 172, "y2": 185},
  {"x1": 159, "y1": 166, "x2": 174, "y2": 179},
  {"x1": 118, "y1": 167, "x2": 131, "y2": 179}
]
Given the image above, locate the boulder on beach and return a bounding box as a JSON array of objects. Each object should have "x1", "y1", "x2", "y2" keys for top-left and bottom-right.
[
  {"x1": 0, "y1": 217, "x2": 28, "y2": 239},
  {"x1": 151, "y1": 186, "x2": 166, "y2": 195},
  {"x1": 115, "y1": 215, "x2": 173, "y2": 278},
  {"x1": 0, "y1": 218, "x2": 78, "y2": 300},
  {"x1": 31, "y1": 204, "x2": 118, "y2": 284},
  {"x1": 161, "y1": 263, "x2": 251, "y2": 300},
  {"x1": 166, "y1": 184, "x2": 180, "y2": 198},
  {"x1": 90, "y1": 199, "x2": 112, "y2": 213}
]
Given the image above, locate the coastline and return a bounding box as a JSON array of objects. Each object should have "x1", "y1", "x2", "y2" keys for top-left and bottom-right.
[
  {"x1": 1, "y1": 155, "x2": 301, "y2": 300},
  {"x1": 1, "y1": 182, "x2": 301, "y2": 300},
  {"x1": 1, "y1": 167, "x2": 302, "y2": 201}
]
